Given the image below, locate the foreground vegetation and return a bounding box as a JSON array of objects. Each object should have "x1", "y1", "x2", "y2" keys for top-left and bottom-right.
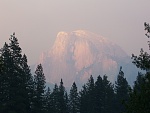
[{"x1": 0, "y1": 23, "x2": 150, "y2": 113}]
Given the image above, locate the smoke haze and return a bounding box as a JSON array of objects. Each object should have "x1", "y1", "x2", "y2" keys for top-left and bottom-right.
[{"x1": 0, "y1": 0, "x2": 150, "y2": 64}]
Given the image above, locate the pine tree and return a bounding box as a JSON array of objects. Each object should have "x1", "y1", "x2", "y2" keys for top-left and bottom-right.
[
  {"x1": 64, "y1": 92, "x2": 69, "y2": 113},
  {"x1": 79, "y1": 75, "x2": 115, "y2": 113},
  {"x1": 21, "y1": 54, "x2": 34, "y2": 113},
  {"x1": 8, "y1": 33, "x2": 28, "y2": 113},
  {"x1": 0, "y1": 43, "x2": 12, "y2": 112},
  {"x1": 33, "y1": 64, "x2": 46, "y2": 113},
  {"x1": 58, "y1": 79, "x2": 67, "y2": 113},
  {"x1": 134, "y1": 72, "x2": 145, "y2": 93},
  {"x1": 50, "y1": 82, "x2": 68, "y2": 113},
  {"x1": 79, "y1": 84, "x2": 88, "y2": 113},
  {"x1": 45, "y1": 87, "x2": 53, "y2": 113},
  {"x1": 0, "y1": 33, "x2": 34, "y2": 113},
  {"x1": 115, "y1": 67, "x2": 130, "y2": 113},
  {"x1": 127, "y1": 72, "x2": 150, "y2": 113},
  {"x1": 94, "y1": 75, "x2": 115, "y2": 113},
  {"x1": 51, "y1": 84, "x2": 59, "y2": 113},
  {"x1": 69, "y1": 82, "x2": 79, "y2": 113},
  {"x1": 126, "y1": 73, "x2": 145, "y2": 113},
  {"x1": 101, "y1": 75, "x2": 115, "y2": 113},
  {"x1": 94, "y1": 75, "x2": 103, "y2": 113},
  {"x1": 126, "y1": 22, "x2": 150, "y2": 113},
  {"x1": 86, "y1": 75, "x2": 95, "y2": 113},
  {"x1": 79, "y1": 75, "x2": 96, "y2": 113}
]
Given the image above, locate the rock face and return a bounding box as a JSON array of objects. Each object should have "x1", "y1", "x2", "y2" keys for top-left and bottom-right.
[{"x1": 39, "y1": 30, "x2": 136, "y2": 87}]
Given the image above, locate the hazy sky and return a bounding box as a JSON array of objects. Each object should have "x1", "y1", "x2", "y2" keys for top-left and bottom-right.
[{"x1": 0, "y1": 0, "x2": 150, "y2": 65}]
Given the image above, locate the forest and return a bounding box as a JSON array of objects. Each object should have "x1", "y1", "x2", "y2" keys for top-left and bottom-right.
[{"x1": 0, "y1": 23, "x2": 150, "y2": 113}]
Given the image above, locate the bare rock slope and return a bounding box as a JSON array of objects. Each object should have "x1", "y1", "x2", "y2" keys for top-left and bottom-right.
[{"x1": 39, "y1": 30, "x2": 136, "y2": 87}]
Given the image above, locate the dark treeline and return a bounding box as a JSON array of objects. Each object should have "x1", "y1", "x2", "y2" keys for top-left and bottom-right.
[{"x1": 0, "y1": 23, "x2": 150, "y2": 113}]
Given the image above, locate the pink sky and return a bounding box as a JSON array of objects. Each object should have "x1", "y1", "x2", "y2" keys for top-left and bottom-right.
[{"x1": 0, "y1": 0, "x2": 150, "y2": 65}]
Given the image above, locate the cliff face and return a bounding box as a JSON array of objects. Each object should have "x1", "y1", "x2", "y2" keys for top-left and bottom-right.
[{"x1": 39, "y1": 30, "x2": 135, "y2": 87}]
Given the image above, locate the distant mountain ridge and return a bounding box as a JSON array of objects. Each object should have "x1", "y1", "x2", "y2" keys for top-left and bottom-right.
[{"x1": 38, "y1": 30, "x2": 138, "y2": 87}]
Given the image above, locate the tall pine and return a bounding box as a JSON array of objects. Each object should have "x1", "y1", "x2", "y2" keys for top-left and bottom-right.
[
  {"x1": 21, "y1": 54, "x2": 34, "y2": 113},
  {"x1": 86, "y1": 75, "x2": 95, "y2": 113},
  {"x1": 101, "y1": 75, "x2": 115, "y2": 113},
  {"x1": 8, "y1": 33, "x2": 25, "y2": 113},
  {"x1": 79, "y1": 84, "x2": 88, "y2": 113},
  {"x1": 51, "y1": 84, "x2": 59, "y2": 113},
  {"x1": 33, "y1": 64, "x2": 46, "y2": 113},
  {"x1": 79, "y1": 75, "x2": 96, "y2": 113},
  {"x1": 0, "y1": 43, "x2": 12, "y2": 112},
  {"x1": 45, "y1": 87, "x2": 53, "y2": 113},
  {"x1": 69, "y1": 82, "x2": 79, "y2": 113},
  {"x1": 0, "y1": 33, "x2": 34, "y2": 113},
  {"x1": 126, "y1": 22, "x2": 150, "y2": 113},
  {"x1": 94, "y1": 75, "x2": 103, "y2": 113},
  {"x1": 58, "y1": 79, "x2": 67, "y2": 113},
  {"x1": 115, "y1": 67, "x2": 130, "y2": 113}
]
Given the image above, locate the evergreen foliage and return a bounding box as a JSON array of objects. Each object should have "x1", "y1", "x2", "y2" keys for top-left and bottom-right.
[
  {"x1": 0, "y1": 43, "x2": 12, "y2": 112},
  {"x1": 86, "y1": 75, "x2": 96, "y2": 113},
  {"x1": 1, "y1": 33, "x2": 144, "y2": 113},
  {"x1": 58, "y1": 79, "x2": 68, "y2": 113},
  {"x1": 32, "y1": 64, "x2": 46, "y2": 113},
  {"x1": 51, "y1": 84, "x2": 60, "y2": 113},
  {"x1": 126, "y1": 22, "x2": 150, "y2": 113},
  {"x1": 0, "y1": 33, "x2": 34, "y2": 113},
  {"x1": 100, "y1": 75, "x2": 115, "y2": 113},
  {"x1": 115, "y1": 67, "x2": 130, "y2": 113},
  {"x1": 69, "y1": 82, "x2": 79, "y2": 113},
  {"x1": 45, "y1": 87, "x2": 53, "y2": 113},
  {"x1": 64, "y1": 91, "x2": 69, "y2": 113},
  {"x1": 79, "y1": 84, "x2": 88, "y2": 113},
  {"x1": 94, "y1": 75, "x2": 103, "y2": 113},
  {"x1": 79, "y1": 75, "x2": 96, "y2": 113},
  {"x1": 79, "y1": 75, "x2": 115, "y2": 113}
]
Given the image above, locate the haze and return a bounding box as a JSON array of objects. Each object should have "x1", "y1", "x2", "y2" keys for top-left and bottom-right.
[{"x1": 0, "y1": 0, "x2": 150, "y2": 65}]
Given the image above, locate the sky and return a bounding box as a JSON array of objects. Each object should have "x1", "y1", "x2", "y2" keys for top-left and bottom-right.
[{"x1": 0, "y1": 0, "x2": 150, "y2": 65}]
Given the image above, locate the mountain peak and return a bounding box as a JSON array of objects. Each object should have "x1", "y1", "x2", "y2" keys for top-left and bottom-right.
[
  {"x1": 57, "y1": 31, "x2": 68, "y2": 38},
  {"x1": 72, "y1": 30, "x2": 88, "y2": 36},
  {"x1": 38, "y1": 30, "x2": 136, "y2": 87}
]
